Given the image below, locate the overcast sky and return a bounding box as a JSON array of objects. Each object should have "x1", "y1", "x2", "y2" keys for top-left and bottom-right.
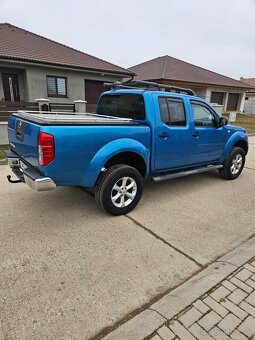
[{"x1": 0, "y1": 0, "x2": 254, "y2": 79}]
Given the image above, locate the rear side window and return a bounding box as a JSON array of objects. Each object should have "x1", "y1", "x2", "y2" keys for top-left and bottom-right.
[
  {"x1": 159, "y1": 97, "x2": 186, "y2": 126},
  {"x1": 97, "y1": 94, "x2": 145, "y2": 120}
]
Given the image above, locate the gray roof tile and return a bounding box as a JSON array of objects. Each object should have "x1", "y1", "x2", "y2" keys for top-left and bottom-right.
[
  {"x1": 0, "y1": 23, "x2": 132, "y2": 76},
  {"x1": 129, "y1": 55, "x2": 254, "y2": 89}
]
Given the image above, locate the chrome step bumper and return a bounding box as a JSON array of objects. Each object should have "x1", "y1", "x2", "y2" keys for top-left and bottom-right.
[
  {"x1": 23, "y1": 168, "x2": 56, "y2": 191},
  {"x1": 5, "y1": 150, "x2": 56, "y2": 191}
]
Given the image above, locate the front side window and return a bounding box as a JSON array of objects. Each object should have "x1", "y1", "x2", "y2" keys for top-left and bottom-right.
[
  {"x1": 159, "y1": 97, "x2": 186, "y2": 126},
  {"x1": 191, "y1": 102, "x2": 217, "y2": 127},
  {"x1": 47, "y1": 76, "x2": 67, "y2": 97},
  {"x1": 97, "y1": 94, "x2": 145, "y2": 120}
]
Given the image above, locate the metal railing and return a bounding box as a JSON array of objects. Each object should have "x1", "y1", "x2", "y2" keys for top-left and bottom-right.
[
  {"x1": 49, "y1": 103, "x2": 75, "y2": 113},
  {"x1": 0, "y1": 101, "x2": 76, "y2": 121}
]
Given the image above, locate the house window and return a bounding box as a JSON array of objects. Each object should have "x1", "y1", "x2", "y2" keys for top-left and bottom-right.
[
  {"x1": 47, "y1": 76, "x2": 67, "y2": 97},
  {"x1": 210, "y1": 91, "x2": 224, "y2": 105}
]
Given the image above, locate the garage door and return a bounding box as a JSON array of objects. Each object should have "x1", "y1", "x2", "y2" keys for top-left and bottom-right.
[
  {"x1": 85, "y1": 80, "x2": 106, "y2": 112},
  {"x1": 227, "y1": 93, "x2": 240, "y2": 111}
]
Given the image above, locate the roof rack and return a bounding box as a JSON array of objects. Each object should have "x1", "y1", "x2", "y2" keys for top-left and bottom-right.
[{"x1": 104, "y1": 80, "x2": 196, "y2": 96}]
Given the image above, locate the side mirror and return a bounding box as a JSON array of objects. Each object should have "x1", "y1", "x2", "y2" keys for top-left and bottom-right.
[{"x1": 219, "y1": 117, "x2": 228, "y2": 127}]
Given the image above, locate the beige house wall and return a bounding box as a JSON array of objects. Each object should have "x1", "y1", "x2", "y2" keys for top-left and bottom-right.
[{"x1": 0, "y1": 59, "x2": 125, "y2": 104}]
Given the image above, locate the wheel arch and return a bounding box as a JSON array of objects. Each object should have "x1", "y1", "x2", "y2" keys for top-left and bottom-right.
[
  {"x1": 232, "y1": 140, "x2": 248, "y2": 155},
  {"x1": 81, "y1": 138, "x2": 150, "y2": 187},
  {"x1": 220, "y1": 132, "x2": 248, "y2": 163},
  {"x1": 104, "y1": 151, "x2": 147, "y2": 177}
]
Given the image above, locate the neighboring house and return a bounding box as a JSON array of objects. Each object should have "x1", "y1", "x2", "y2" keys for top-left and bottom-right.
[
  {"x1": 0, "y1": 23, "x2": 133, "y2": 114},
  {"x1": 128, "y1": 55, "x2": 254, "y2": 112},
  {"x1": 239, "y1": 77, "x2": 255, "y2": 114}
]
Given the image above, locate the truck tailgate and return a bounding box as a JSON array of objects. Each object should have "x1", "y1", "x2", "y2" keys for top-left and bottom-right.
[{"x1": 8, "y1": 114, "x2": 40, "y2": 168}]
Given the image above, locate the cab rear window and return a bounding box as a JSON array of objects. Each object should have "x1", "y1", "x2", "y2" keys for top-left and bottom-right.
[{"x1": 97, "y1": 94, "x2": 145, "y2": 120}]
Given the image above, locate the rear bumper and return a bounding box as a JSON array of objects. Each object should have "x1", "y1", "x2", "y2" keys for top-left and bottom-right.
[{"x1": 5, "y1": 150, "x2": 56, "y2": 191}]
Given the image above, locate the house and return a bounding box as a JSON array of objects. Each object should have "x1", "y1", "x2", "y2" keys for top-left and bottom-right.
[
  {"x1": 239, "y1": 77, "x2": 255, "y2": 114},
  {"x1": 0, "y1": 23, "x2": 133, "y2": 115},
  {"x1": 128, "y1": 55, "x2": 254, "y2": 112}
]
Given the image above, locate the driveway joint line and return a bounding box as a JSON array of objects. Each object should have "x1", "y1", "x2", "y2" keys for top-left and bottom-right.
[
  {"x1": 126, "y1": 214, "x2": 204, "y2": 269},
  {"x1": 244, "y1": 166, "x2": 255, "y2": 171}
]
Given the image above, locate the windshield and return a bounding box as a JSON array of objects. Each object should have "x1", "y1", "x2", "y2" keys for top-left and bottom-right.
[{"x1": 97, "y1": 94, "x2": 145, "y2": 120}]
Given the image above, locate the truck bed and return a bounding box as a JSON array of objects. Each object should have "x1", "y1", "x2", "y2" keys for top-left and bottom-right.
[
  {"x1": 7, "y1": 110, "x2": 151, "y2": 187},
  {"x1": 11, "y1": 111, "x2": 138, "y2": 126}
]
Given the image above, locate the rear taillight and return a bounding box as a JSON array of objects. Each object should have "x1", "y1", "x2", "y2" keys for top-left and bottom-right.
[{"x1": 38, "y1": 132, "x2": 54, "y2": 166}]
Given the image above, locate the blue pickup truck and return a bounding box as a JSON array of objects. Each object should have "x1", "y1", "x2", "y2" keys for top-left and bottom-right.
[{"x1": 5, "y1": 81, "x2": 248, "y2": 215}]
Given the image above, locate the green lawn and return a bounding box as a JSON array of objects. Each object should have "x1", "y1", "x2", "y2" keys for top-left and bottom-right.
[
  {"x1": 0, "y1": 144, "x2": 9, "y2": 160},
  {"x1": 223, "y1": 113, "x2": 255, "y2": 135}
]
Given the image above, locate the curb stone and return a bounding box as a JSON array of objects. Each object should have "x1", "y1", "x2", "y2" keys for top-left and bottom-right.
[
  {"x1": 0, "y1": 159, "x2": 7, "y2": 165},
  {"x1": 102, "y1": 310, "x2": 165, "y2": 340},
  {"x1": 103, "y1": 236, "x2": 255, "y2": 339}
]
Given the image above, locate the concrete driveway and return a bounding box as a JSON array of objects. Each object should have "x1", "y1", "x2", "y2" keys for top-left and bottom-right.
[{"x1": 0, "y1": 138, "x2": 254, "y2": 339}]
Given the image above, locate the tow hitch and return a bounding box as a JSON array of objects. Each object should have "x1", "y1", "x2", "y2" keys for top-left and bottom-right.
[{"x1": 7, "y1": 175, "x2": 22, "y2": 184}]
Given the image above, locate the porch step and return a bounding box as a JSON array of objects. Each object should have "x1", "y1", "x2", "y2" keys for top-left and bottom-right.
[{"x1": 152, "y1": 164, "x2": 223, "y2": 182}]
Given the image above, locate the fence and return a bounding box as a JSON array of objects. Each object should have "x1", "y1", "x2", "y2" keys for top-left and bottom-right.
[
  {"x1": 0, "y1": 101, "x2": 39, "y2": 121},
  {"x1": 49, "y1": 103, "x2": 75, "y2": 113},
  {"x1": 0, "y1": 101, "x2": 77, "y2": 122}
]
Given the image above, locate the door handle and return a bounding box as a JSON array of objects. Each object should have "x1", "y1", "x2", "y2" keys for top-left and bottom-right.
[
  {"x1": 159, "y1": 132, "x2": 169, "y2": 139},
  {"x1": 192, "y1": 132, "x2": 200, "y2": 137}
]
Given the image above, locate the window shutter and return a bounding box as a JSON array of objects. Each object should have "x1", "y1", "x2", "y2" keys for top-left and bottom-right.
[
  {"x1": 47, "y1": 77, "x2": 57, "y2": 95},
  {"x1": 57, "y1": 78, "x2": 66, "y2": 96}
]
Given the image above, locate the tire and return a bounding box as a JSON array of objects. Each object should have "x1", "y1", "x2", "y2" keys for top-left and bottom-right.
[
  {"x1": 95, "y1": 164, "x2": 143, "y2": 215},
  {"x1": 219, "y1": 147, "x2": 245, "y2": 180}
]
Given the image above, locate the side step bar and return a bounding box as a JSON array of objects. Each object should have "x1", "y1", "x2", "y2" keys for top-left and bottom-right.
[{"x1": 152, "y1": 165, "x2": 223, "y2": 182}]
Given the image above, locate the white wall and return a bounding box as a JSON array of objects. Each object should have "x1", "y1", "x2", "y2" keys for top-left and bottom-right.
[
  {"x1": 244, "y1": 94, "x2": 255, "y2": 114},
  {"x1": 0, "y1": 122, "x2": 8, "y2": 145},
  {"x1": 207, "y1": 87, "x2": 246, "y2": 112}
]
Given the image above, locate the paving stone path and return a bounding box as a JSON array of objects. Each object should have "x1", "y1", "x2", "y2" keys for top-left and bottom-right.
[{"x1": 148, "y1": 258, "x2": 255, "y2": 340}]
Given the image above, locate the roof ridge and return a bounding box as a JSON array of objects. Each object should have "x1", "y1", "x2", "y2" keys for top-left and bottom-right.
[
  {"x1": 162, "y1": 55, "x2": 168, "y2": 78},
  {"x1": 164, "y1": 54, "x2": 245, "y2": 86},
  {"x1": 128, "y1": 56, "x2": 164, "y2": 70},
  {"x1": 0, "y1": 22, "x2": 130, "y2": 74},
  {"x1": 241, "y1": 77, "x2": 255, "y2": 80}
]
